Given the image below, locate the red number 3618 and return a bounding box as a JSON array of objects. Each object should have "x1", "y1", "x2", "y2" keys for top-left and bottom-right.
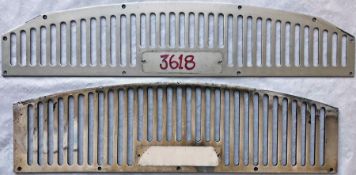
[{"x1": 159, "y1": 54, "x2": 196, "y2": 70}]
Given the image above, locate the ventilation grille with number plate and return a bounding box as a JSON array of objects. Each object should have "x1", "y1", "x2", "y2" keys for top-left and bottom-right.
[
  {"x1": 13, "y1": 83, "x2": 338, "y2": 173},
  {"x1": 2, "y1": 2, "x2": 355, "y2": 77}
]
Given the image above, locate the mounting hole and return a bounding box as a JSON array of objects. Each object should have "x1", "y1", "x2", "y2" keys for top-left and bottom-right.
[
  {"x1": 122, "y1": 70, "x2": 126, "y2": 74},
  {"x1": 236, "y1": 71, "x2": 241, "y2": 75},
  {"x1": 122, "y1": 4, "x2": 126, "y2": 9},
  {"x1": 3, "y1": 70, "x2": 7, "y2": 75},
  {"x1": 238, "y1": 5, "x2": 242, "y2": 9},
  {"x1": 329, "y1": 168, "x2": 334, "y2": 172},
  {"x1": 312, "y1": 17, "x2": 317, "y2": 22},
  {"x1": 308, "y1": 120, "x2": 311, "y2": 124},
  {"x1": 254, "y1": 167, "x2": 258, "y2": 171},
  {"x1": 17, "y1": 167, "x2": 22, "y2": 171},
  {"x1": 176, "y1": 166, "x2": 181, "y2": 171},
  {"x1": 98, "y1": 166, "x2": 102, "y2": 171},
  {"x1": 3, "y1": 36, "x2": 7, "y2": 41},
  {"x1": 43, "y1": 15, "x2": 47, "y2": 19},
  {"x1": 350, "y1": 72, "x2": 353, "y2": 75},
  {"x1": 137, "y1": 154, "x2": 141, "y2": 157}
]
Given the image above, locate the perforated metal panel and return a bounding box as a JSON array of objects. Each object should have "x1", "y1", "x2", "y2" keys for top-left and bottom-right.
[
  {"x1": 2, "y1": 2, "x2": 355, "y2": 77},
  {"x1": 13, "y1": 83, "x2": 338, "y2": 173}
]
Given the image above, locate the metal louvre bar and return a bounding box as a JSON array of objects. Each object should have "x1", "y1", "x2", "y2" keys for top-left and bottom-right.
[
  {"x1": 2, "y1": 2, "x2": 355, "y2": 77},
  {"x1": 13, "y1": 82, "x2": 338, "y2": 173}
]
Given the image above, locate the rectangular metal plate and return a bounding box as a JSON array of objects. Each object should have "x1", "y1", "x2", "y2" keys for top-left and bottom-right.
[
  {"x1": 2, "y1": 2, "x2": 355, "y2": 77},
  {"x1": 13, "y1": 83, "x2": 338, "y2": 173},
  {"x1": 142, "y1": 51, "x2": 223, "y2": 74}
]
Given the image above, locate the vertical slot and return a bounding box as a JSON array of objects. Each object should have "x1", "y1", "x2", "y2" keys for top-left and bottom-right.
[
  {"x1": 68, "y1": 96, "x2": 74, "y2": 165},
  {"x1": 20, "y1": 30, "x2": 27, "y2": 66},
  {"x1": 120, "y1": 15, "x2": 127, "y2": 66},
  {"x1": 218, "y1": 14, "x2": 224, "y2": 48},
  {"x1": 110, "y1": 16, "x2": 116, "y2": 66},
  {"x1": 27, "y1": 105, "x2": 34, "y2": 165},
  {"x1": 97, "y1": 93, "x2": 104, "y2": 165},
  {"x1": 341, "y1": 35, "x2": 347, "y2": 67},
  {"x1": 266, "y1": 19, "x2": 272, "y2": 67},
  {"x1": 313, "y1": 28, "x2": 319, "y2": 67},
  {"x1": 237, "y1": 16, "x2": 243, "y2": 67},
  {"x1": 253, "y1": 94, "x2": 259, "y2": 165},
  {"x1": 90, "y1": 19, "x2": 97, "y2": 66},
  {"x1": 10, "y1": 33, "x2": 16, "y2": 66},
  {"x1": 60, "y1": 23, "x2": 67, "y2": 66},
  {"x1": 179, "y1": 13, "x2": 185, "y2": 48},
  {"x1": 160, "y1": 13, "x2": 166, "y2": 48},
  {"x1": 294, "y1": 24, "x2": 300, "y2": 66},
  {"x1": 127, "y1": 89, "x2": 134, "y2": 165},
  {"x1": 186, "y1": 88, "x2": 192, "y2": 141},
  {"x1": 198, "y1": 13, "x2": 205, "y2": 48},
  {"x1": 147, "y1": 88, "x2": 153, "y2": 142},
  {"x1": 188, "y1": 13, "x2": 195, "y2": 48},
  {"x1": 262, "y1": 95, "x2": 269, "y2": 165},
  {"x1": 227, "y1": 15, "x2": 233, "y2": 66},
  {"x1": 78, "y1": 95, "x2": 84, "y2": 165},
  {"x1": 214, "y1": 89, "x2": 221, "y2": 142},
  {"x1": 47, "y1": 101, "x2": 54, "y2": 165},
  {"x1": 243, "y1": 92, "x2": 249, "y2": 165},
  {"x1": 309, "y1": 105, "x2": 316, "y2": 165},
  {"x1": 256, "y1": 18, "x2": 262, "y2": 66},
  {"x1": 291, "y1": 101, "x2": 297, "y2": 165},
  {"x1": 137, "y1": 88, "x2": 144, "y2": 141},
  {"x1": 224, "y1": 90, "x2": 230, "y2": 165},
  {"x1": 40, "y1": 27, "x2": 46, "y2": 66},
  {"x1": 322, "y1": 30, "x2": 328, "y2": 67},
  {"x1": 58, "y1": 98, "x2": 64, "y2": 165},
  {"x1": 281, "y1": 99, "x2": 288, "y2": 166},
  {"x1": 208, "y1": 14, "x2": 214, "y2": 48},
  {"x1": 150, "y1": 13, "x2": 156, "y2": 47},
  {"x1": 331, "y1": 33, "x2": 337, "y2": 67},
  {"x1": 205, "y1": 88, "x2": 211, "y2": 141},
  {"x1": 196, "y1": 88, "x2": 202, "y2": 142},
  {"x1": 70, "y1": 21, "x2": 77, "y2": 66},
  {"x1": 167, "y1": 87, "x2": 173, "y2": 141},
  {"x1": 285, "y1": 23, "x2": 291, "y2": 66},
  {"x1": 275, "y1": 21, "x2": 281, "y2": 67},
  {"x1": 130, "y1": 15, "x2": 136, "y2": 66},
  {"x1": 80, "y1": 20, "x2": 87, "y2": 66},
  {"x1": 303, "y1": 26, "x2": 310, "y2": 67},
  {"x1": 30, "y1": 28, "x2": 36, "y2": 66},
  {"x1": 140, "y1": 14, "x2": 146, "y2": 48},
  {"x1": 87, "y1": 93, "x2": 94, "y2": 165},
  {"x1": 157, "y1": 88, "x2": 163, "y2": 141},
  {"x1": 246, "y1": 17, "x2": 252, "y2": 67},
  {"x1": 176, "y1": 87, "x2": 182, "y2": 141},
  {"x1": 272, "y1": 96, "x2": 278, "y2": 166},
  {"x1": 233, "y1": 91, "x2": 240, "y2": 165},
  {"x1": 319, "y1": 108, "x2": 325, "y2": 165},
  {"x1": 301, "y1": 103, "x2": 307, "y2": 166},
  {"x1": 169, "y1": 13, "x2": 176, "y2": 48},
  {"x1": 100, "y1": 17, "x2": 107, "y2": 66}
]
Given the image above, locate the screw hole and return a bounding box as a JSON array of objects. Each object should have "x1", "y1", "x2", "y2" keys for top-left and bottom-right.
[
  {"x1": 43, "y1": 15, "x2": 47, "y2": 19},
  {"x1": 3, "y1": 36, "x2": 7, "y2": 41},
  {"x1": 122, "y1": 4, "x2": 126, "y2": 9},
  {"x1": 137, "y1": 154, "x2": 141, "y2": 157},
  {"x1": 308, "y1": 120, "x2": 311, "y2": 124},
  {"x1": 238, "y1": 5, "x2": 242, "y2": 9},
  {"x1": 3, "y1": 70, "x2": 7, "y2": 75},
  {"x1": 350, "y1": 72, "x2": 353, "y2": 75},
  {"x1": 236, "y1": 71, "x2": 241, "y2": 75},
  {"x1": 329, "y1": 168, "x2": 334, "y2": 172},
  {"x1": 254, "y1": 167, "x2": 258, "y2": 171},
  {"x1": 312, "y1": 17, "x2": 317, "y2": 22},
  {"x1": 122, "y1": 70, "x2": 126, "y2": 74},
  {"x1": 98, "y1": 166, "x2": 102, "y2": 171},
  {"x1": 176, "y1": 166, "x2": 181, "y2": 171},
  {"x1": 17, "y1": 167, "x2": 22, "y2": 171}
]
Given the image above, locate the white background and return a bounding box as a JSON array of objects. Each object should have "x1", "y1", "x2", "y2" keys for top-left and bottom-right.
[{"x1": 0, "y1": 0, "x2": 355, "y2": 174}]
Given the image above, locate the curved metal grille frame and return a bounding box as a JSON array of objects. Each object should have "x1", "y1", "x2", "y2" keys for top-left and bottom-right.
[
  {"x1": 13, "y1": 82, "x2": 338, "y2": 173},
  {"x1": 2, "y1": 2, "x2": 355, "y2": 77}
]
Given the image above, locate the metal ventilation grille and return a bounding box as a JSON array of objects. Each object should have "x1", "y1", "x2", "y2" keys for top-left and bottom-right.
[
  {"x1": 13, "y1": 83, "x2": 338, "y2": 173},
  {"x1": 2, "y1": 3, "x2": 355, "y2": 77}
]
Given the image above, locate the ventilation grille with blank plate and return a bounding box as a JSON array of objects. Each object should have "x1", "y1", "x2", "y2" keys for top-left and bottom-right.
[
  {"x1": 13, "y1": 82, "x2": 338, "y2": 173},
  {"x1": 2, "y1": 2, "x2": 355, "y2": 77}
]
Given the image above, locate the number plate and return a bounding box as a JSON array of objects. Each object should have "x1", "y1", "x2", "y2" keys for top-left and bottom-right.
[{"x1": 142, "y1": 52, "x2": 223, "y2": 74}]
